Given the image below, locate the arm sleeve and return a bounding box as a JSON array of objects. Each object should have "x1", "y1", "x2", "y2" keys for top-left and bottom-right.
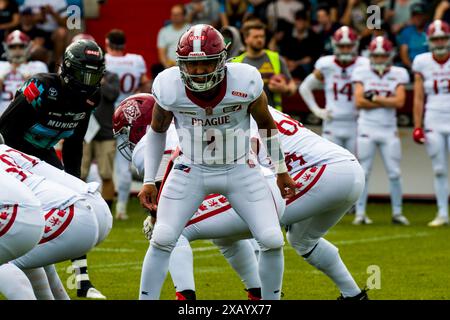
[
  {"x1": 299, "y1": 73, "x2": 323, "y2": 113},
  {"x1": 143, "y1": 126, "x2": 167, "y2": 185},
  {"x1": 61, "y1": 114, "x2": 90, "y2": 178}
]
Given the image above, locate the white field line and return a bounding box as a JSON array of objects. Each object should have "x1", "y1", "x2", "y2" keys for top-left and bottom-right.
[{"x1": 70, "y1": 232, "x2": 430, "y2": 272}]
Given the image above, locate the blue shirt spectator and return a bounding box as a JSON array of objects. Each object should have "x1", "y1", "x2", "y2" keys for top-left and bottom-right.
[{"x1": 397, "y1": 2, "x2": 429, "y2": 69}]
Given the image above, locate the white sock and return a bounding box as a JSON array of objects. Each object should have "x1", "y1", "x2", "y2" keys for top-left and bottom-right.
[
  {"x1": 258, "y1": 248, "x2": 284, "y2": 300},
  {"x1": 44, "y1": 264, "x2": 70, "y2": 300},
  {"x1": 0, "y1": 263, "x2": 36, "y2": 300},
  {"x1": 434, "y1": 174, "x2": 449, "y2": 218},
  {"x1": 303, "y1": 238, "x2": 360, "y2": 298},
  {"x1": 389, "y1": 177, "x2": 403, "y2": 216},
  {"x1": 214, "y1": 239, "x2": 261, "y2": 290},
  {"x1": 24, "y1": 267, "x2": 55, "y2": 300},
  {"x1": 139, "y1": 245, "x2": 171, "y2": 300},
  {"x1": 169, "y1": 235, "x2": 195, "y2": 292}
]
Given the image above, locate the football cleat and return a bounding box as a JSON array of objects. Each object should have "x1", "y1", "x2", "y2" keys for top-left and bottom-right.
[
  {"x1": 392, "y1": 215, "x2": 410, "y2": 226},
  {"x1": 428, "y1": 216, "x2": 449, "y2": 227},
  {"x1": 352, "y1": 215, "x2": 373, "y2": 225},
  {"x1": 77, "y1": 287, "x2": 106, "y2": 299},
  {"x1": 246, "y1": 288, "x2": 262, "y2": 300},
  {"x1": 176, "y1": 290, "x2": 196, "y2": 300},
  {"x1": 337, "y1": 288, "x2": 369, "y2": 300}
]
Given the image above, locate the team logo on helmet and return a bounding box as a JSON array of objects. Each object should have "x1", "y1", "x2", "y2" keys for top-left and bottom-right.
[{"x1": 123, "y1": 101, "x2": 142, "y2": 124}]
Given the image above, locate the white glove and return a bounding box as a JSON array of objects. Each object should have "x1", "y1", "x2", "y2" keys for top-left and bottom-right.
[
  {"x1": 312, "y1": 108, "x2": 332, "y2": 121},
  {"x1": 143, "y1": 215, "x2": 154, "y2": 241}
]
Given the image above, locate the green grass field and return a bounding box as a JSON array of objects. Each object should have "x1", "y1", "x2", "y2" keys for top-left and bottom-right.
[{"x1": 4, "y1": 198, "x2": 450, "y2": 300}]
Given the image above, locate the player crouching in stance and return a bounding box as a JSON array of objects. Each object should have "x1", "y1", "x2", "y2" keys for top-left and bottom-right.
[
  {"x1": 0, "y1": 142, "x2": 112, "y2": 299},
  {"x1": 0, "y1": 170, "x2": 45, "y2": 299},
  {"x1": 137, "y1": 24, "x2": 298, "y2": 300},
  {"x1": 352, "y1": 36, "x2": 410, "y2": 226},
  {"x1": 412, "y1": 20, "x2": 450, "y2": 227},
  {"x1": 115, "y1": 93, "x2": 369, "y2": 300}
]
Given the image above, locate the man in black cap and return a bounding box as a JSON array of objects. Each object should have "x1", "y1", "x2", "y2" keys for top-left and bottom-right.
[{"x1": 398, "y1": 2, "x2": 429, "y2": 69}]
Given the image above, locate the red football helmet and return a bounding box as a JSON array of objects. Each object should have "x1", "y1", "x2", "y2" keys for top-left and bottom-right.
[
  {"x1": 3, "y1": 30, "x2": 31, "y2": 64},
  {"x1": 71, "y1": 33, "x2": 96, "y2": 43},
  {"x1": 332, "y1": 26, "x2": 359, "y2": 63},
  {"x1": 113, "y1": 93, "x2": 155, "y2": 161},
  {"x1": 176, "y1": 24, "x2": 228, "y2": 92},
  {"x1": 368, "y1": 36, "x2": 394, "y2": 75},
  {"x1": 427, "y1": 20, "x2": 450, "y2": 56}
]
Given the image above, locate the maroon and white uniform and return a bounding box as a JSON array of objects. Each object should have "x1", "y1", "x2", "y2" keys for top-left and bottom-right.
[
  {"x1": 314, "y1": 55, "x2": 369, "y2": 153},
  {"x1": 0, "y1": 170, "x2": 44, "y2": 264},
  {"x1": 352, "y1": 62, "x2": 409, "y2": 217},
  {"x1": 413, "y1": 51, "x2": 450, "y2": 218},
  {"x1": 0, "y1": 145, "x2": 99, "y2": 269},
  {"x1": 0, "y1": 144, "x2": 112, "y2": 245}
]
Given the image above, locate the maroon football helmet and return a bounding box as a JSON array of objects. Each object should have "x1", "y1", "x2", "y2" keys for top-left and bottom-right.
[
  {"x1": 332, "y1": 26, "x2": 359, "y2": 63},
  {"x1": 113, "y1": 93, "x2": 155, "y2": 161},
  {"x1": 3, "y1": 30, "x2": 31, "y2": 64},
  {"x1": 368, "y1": 36, "x2": 394, "y2": 75},
  {"x1": 176, "y1": 24, "x2": 228, "y2": 92},
  {"x1": 427, "y1": 20, "x2": 450, "y2": 56}
]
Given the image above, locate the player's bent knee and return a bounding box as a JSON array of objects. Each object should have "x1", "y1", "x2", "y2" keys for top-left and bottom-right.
[
  {"x1": 303, "y1": 238, "x2": 339, "y2": 270},
  {"x1": 257, "y1": 228, "x2": 284, "y2": 250},
  {"x1": 150, "y1": 224, "x2": 178, "y2": 252}
]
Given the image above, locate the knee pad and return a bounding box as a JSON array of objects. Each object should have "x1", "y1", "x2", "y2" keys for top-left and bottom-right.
[
  {"x1": 256, "y1": 228, "x2": 284, "y2": 251},
  {"x1": 151, "y1": 224, "x2": 178, "y2": 252},
  {"x1": 303, "y1": 238, "x2": 339, "y2": 271}
]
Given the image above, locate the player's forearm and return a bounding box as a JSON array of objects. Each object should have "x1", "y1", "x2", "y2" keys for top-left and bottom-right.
[
  {"x1": 373, "y1": 95, "x2": 405, "y2": 109},
  {"x1": 62, "y1": 140, "x2": 82, "y2": 178},
  {"x1": 413, "y1": 76, "x2": 425, "y2": 128},
  {"x1": 143, "y1": 127, "x2": 166, "y2": 185},
  {"x1": 355, "y1": 95, "x2": 379, "y2": 109}
]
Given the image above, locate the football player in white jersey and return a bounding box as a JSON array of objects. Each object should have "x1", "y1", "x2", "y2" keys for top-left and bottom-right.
[
  {"x1": 413, "y1": 20, "x2": 450, "y2": 227},
  {"x1": 137, "y1": 24, "x2": 298, "y2": 300},
  {"x1": 105, "y1": 29, "x2": 151, "y2": 221},
  {"x1": 300, "y1": 26, "x2": 369, "y2": 155},
  {"x1": 0, "y1": 30, "x2": 48, "y2": 116},
  {"x1": 118, "y1": 94, "x2": 367, "y2": 300},
  {"x1": 352, "y1": 37, "x2": 410, "y2": 225},
  {"x1": 0, "y1": 144, "x2": 112, "y2": 299}
]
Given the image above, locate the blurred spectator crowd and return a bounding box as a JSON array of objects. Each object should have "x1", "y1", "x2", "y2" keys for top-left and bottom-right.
[
  {"x1": 0, "y1": 0, "x2": 75, "y2": 72},
  {"x1": 156, "y1": 0, "x2": 450, "y2": 81}
]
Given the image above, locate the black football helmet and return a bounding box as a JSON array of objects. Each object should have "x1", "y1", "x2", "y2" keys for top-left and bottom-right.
[{"x1": 60, "y1": 39, "x2": 105, "y2": 95}]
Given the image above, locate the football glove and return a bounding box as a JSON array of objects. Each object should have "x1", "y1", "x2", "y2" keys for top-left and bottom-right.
[
  {"x1": 413, "y1": 127, "x2": 425, "y2": 144},
  {"x1": 143, "y1": 215, "x2": 154, "y2": 241},
  {"x1": 364, "y1": 90, "x2": 376, "y2": 101}
]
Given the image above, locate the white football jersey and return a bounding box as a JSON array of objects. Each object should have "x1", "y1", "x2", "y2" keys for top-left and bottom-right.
[
  {"x1": 132, "y1": 122, "x2": 179, "y2": 178},
  {"x1": 0, "y1": 145, "x2": 82, "y2": 211},
  {"x1": 105, "y1": 53, "x2": 147, "y2": 107},
  {"x1": 152, "y1": 63, "x2": 264, "y2": 166},
  {"x1": 412, "y1": 52, "x2": 450, "y2": 114},
  {"x1": 252, "y1": 106, "x2": 356, "y2": 175},
  {"x1": 315, "y1": 55, "x2": 370, "y2": 120},
  {"x1": 0, "y1": 61, "x2": 48, "y2": 115},
  {"x1": 352, "y1": 65, "x2": 409, "y2": 127}
]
